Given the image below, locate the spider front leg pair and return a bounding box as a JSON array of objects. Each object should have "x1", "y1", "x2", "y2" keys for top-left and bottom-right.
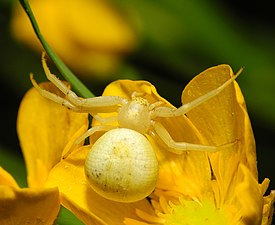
[{"x1": 31, "y1": 53, "x2": 241, "y2": 158}]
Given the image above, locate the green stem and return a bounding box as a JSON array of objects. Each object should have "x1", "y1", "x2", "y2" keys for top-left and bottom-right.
[{"x1": 19, "y1": 0, "x2": 95, "y2": 98}]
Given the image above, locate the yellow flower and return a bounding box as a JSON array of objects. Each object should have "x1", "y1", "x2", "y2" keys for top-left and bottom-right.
[
  {"x1": 40, "y1": 65, "x2": 273, "y2": 224},
  {"x1": 17, "y1": 81, "x2": 89, "y2": 188},
  {"x1": 11, "y1": 0, "x2": 137, "y2": 77},
  {"x1": 0, "y1": 81, "x2": 88, "y2": 224},
  {"x1": 0, "y1": 167, "x2": 59, "y2": 224}
]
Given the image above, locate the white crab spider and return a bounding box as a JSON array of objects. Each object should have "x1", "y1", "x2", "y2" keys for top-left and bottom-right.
[{"x1": 30, "y1": 53, "x2": 241, "y2": 202}]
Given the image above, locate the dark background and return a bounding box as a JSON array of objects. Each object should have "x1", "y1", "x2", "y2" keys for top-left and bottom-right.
[{"x1": 0, "y1": 1, "x2": 274, "y2": 221}]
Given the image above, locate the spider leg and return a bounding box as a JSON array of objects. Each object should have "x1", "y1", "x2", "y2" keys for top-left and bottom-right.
[
  {"x1": 93, "y1": 114, "x2": 118, "y2": 125},
  {"x1": 153, "y1": 122, "x2": 235, "y2": 154},
  {"x1": 62, "y1": 125, "x2": 116, "y2": 159},
  {"x1": 149, "y1": 101, "x2": 164, "y2": 111},
  {"x1": 66, "y1": 94, "x2": 126, "y2": 112},
  {"x1": 40, "y1": 53, "x2": 127, "y2": 112},
  {"x1": 41, "y1": 52, "x2": 72, "y2": 95},
  {"x1": 153, "y1": 67, "x2": 243, "y2": 118},
  {"x1": 30, "y1": 74, "x2": 81, "y2": 112}
]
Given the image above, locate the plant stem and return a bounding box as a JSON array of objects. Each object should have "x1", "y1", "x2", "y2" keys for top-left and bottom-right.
[{"x1": 19, "y1": 0, "x2": 95, "y2": 98}]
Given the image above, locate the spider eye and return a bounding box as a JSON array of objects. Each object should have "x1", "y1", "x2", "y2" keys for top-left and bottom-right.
[{"x1": 85, "y1": 128, "x2": 159, "y2": 202}]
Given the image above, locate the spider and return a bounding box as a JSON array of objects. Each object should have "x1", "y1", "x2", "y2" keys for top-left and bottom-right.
[
  {"x1": 30, "y1": 54, "x2": 241, "y2": 158},
  {"x1": 30, "y1": 53, "x2": 242, "y2": 202}
]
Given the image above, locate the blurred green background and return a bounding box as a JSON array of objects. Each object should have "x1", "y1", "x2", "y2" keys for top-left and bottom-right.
[{"x1": 0, "y1": 0, "x2": 274, "y2": 223}]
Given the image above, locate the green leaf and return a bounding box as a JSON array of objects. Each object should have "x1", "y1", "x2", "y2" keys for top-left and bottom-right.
[{"x1": 56, "y1": 207, "x2": 85, "y2": 225}]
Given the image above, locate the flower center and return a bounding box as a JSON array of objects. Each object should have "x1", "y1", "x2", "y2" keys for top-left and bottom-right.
[
  {"x1": 124, "y1": 197, "x2": 229, "y2": 225},
  {"x1": 162, "y1": 199, "x2": 228, "y2": 225}
]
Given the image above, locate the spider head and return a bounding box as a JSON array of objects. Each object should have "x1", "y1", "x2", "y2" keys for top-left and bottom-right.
[{"x1": 117, "y1": 97, "x2": 151, "y2": 134}]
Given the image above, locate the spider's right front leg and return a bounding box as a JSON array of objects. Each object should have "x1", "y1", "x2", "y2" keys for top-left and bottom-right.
[
  {"x1": 30, "y1": 74, "x2": 81, "y2": 112},
  {"x1": 152, "y1": 68, "x2": 242, "y2": 118},
  {"x1": 41, "y1": 52, "x2": 127, "y2": 112}
]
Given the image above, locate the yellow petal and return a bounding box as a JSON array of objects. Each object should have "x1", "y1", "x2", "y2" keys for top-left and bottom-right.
[
  {"x1": 181, "y1": 65, "x2": 257, "y2": 206},
  {"x1": 181, "y1": 65, "x2": 239, "y2": 145},
  {"x1": 11, "y1": 0, "x2": 136, "y2": 76},
  {"x1": 46, "y1": 145, "x2": 154, "y2": 225},
  {"x1": 258, "y1": 178, "x2": 275, "y2": 225},
  {"x1": 102, "y1": 80, "x2": 168, "y2": 103},
  {"x1": 17, "y1": 82, "x2": 88, "y2": 188},
  {"x1": 0, "y1": 167, "x2": 19, "y2": 188},
  {"x1": 0, "y1": 185, "x2": 59, "y2": 224},
  {"x1": 234, "y1": 164, "x2": 263, "y2": 225},
  {"x1": 12, "y1": 0, "x2": 135, "y2": 52},
  {"x1": 261, "y1": 190, "x2": 275, "y2": 225},
  {"x1": 234, "y1": 82, "x2": 258, "y2": 178},
  {"x1": 64, "y1": 0, "x2": 136, "y2": 51}
]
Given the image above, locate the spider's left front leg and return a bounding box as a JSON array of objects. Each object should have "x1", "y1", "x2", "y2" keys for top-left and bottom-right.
[{"x1": 153, "y1": 122, "x2": 234, "y2": 154}]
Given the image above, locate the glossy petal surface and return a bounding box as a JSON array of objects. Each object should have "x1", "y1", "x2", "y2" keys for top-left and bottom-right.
[{"x1": 17, "y1": 82, "x2": 88, "y2": 187}]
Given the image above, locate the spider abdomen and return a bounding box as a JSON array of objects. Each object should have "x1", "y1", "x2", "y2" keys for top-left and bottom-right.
[{"x1": 85, "y1": 128, "x2": 158, "y2": 202}]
